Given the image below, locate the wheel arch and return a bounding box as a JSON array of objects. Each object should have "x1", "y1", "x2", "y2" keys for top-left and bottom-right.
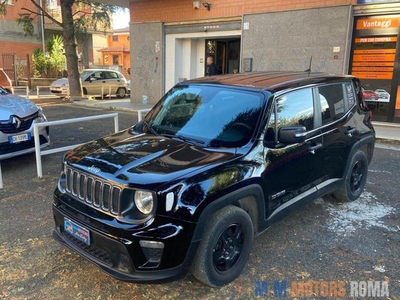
[
  {"x1": 343, "y1": 134, "x2": 375, "y2": 178},
  {"x1": 192, "y1": 184, "x2": 266, "y2": 242}
]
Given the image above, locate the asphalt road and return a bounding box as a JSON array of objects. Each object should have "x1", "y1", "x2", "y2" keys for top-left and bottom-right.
[{"x1": 1, "y1": 104, "x2": 399, "y2": 300}]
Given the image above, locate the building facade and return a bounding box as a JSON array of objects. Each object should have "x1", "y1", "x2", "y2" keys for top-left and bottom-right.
[
  {"x1": 0, "y1": 0, "x2": 109, "y2": 84},
  {"x1": 126, "y1": 0, "x2": 400, "y2": 123},
  {"x1": 98, "y1": 27, "x2": 131, "y2": 78}
]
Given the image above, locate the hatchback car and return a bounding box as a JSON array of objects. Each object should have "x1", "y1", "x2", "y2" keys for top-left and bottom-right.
[
  {"x1": 0, "y1": 68, "x2": 13, "y2": 94},
  {"x1": 361, "y1": 88, "x2": 379, "y2": 101},
  {"x1": 0, "y1": 87, "x2": 49, "y2": 160},
  {"x1": 50, "y1": 69, "x2": 128, "y2": 98},
  {"x1": 375, "y1": 89, "x2": 390, "y2": 100},
  {"x1": 52, "y1": 71, "x2": 375, "y2": 287}
]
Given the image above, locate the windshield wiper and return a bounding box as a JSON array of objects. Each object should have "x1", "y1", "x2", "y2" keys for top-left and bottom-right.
[
  {"x1": 175, "y1": 134, "x2": 205, "y2": 145},
  {"x1": 162, "y1": 133, "x2": 205, "y2": 145}
]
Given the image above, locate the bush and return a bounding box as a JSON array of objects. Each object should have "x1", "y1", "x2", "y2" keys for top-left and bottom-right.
[{"x1": 32, "y1": 35, "x2": 66, "y2": 78}]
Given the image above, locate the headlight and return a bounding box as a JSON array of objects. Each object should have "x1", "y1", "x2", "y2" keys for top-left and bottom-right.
[
  {"x1": 134, "y1": 190, "x2": 154, "y2": 215},
  {"x1": 37, "y1": 107, "x2": 48, "y2": 122},
  {"x1": 57, "y1": 161, "x2": 67, "y2": 193}
]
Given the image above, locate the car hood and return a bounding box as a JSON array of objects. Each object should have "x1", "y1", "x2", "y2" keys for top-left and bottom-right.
[
  {"x1": 0, "y1": 94, "x2": 38, "y2": 119},
  {"x1": 50, "y1": 78, "x2": 68, "y2": 87},
  {"x1": 65, "y1": 128, "x2": 238, "y2": 188}
]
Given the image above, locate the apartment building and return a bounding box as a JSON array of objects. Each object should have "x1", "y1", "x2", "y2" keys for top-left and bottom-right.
[
  {"x1": 0, "y1": 0, "x2": 109, "y2": 83},
  {"x1": 120, "y1": 0, "x2": 400, "y2": 123},
  {"x1": 98, "y1": 27, "x2": 130, "y2": 78}
]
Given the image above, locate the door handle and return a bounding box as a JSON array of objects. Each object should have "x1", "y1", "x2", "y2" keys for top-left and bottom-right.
[
  {"x1": 308, "y1": 143, "x2": 322, "y2": 154},
  {"x1": 346, "y1": 127, "x2": 357, "y2": 137}
]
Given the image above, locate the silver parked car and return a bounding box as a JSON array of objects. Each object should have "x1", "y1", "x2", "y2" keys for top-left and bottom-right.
[
  {"x1": 374, "y1": 89, "x2": 390, "y2": 100},
  {"x1": 50, "y1": 69, "x2": 128, "y2": 98},
  {"x1": 0, "y1": 87, "x2": 49, "y2": 160}
]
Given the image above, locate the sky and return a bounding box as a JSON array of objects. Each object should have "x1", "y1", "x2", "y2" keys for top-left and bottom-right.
[{"x1": 112, "y1": 10, "x2": 130, "y2": 30}]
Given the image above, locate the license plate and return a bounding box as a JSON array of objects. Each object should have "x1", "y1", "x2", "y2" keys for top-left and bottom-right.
[
  {"x1": 9, "y1": 133, "x2": 31, "y2": 144},
  {"x1": 64, "y1": 218, "x2": 91, "y2": 245}
]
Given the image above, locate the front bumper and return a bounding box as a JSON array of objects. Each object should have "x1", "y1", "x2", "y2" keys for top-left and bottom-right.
[
  {"x1": 52, "y1": 194, "x2": 199, "y2": 283},
  {"x1": 0, "y1": 131, "x2": 49, "y2": 160}
]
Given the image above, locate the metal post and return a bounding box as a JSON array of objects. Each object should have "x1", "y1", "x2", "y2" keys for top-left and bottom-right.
[
  {"x1": 0, "y1": 163, "x2": 3, "y2": 189},
  {"x1": 33, "y1": 113, "x2": 119, "y2": 178},
  {"x1": 33, "y1": 125, "x2": 43, "y2": 178},
  {"x1": 114, "y1": 114, "x2": 119, "y2": 132}
]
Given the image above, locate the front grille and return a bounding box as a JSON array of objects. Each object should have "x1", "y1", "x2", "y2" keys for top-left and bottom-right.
[
  {"x1": 0, "y1": 111, "x2": 39, "y2": 134},
  {"x1": 65, "y1": 167, "x2": 121, "y2": 215}
]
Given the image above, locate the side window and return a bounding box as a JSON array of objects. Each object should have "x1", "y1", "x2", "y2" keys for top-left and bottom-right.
[
  {"x1": 318, "y1": 83, "x2": 346, "y2": 125},
  {"x1": 105, "y1": 71, "x2": 117, "y2": 79},
  {"x1": 91, "y1": 71, "x2": 104, "y2": 80},
  {"x1": 266, "y1": 88, "x2": 314, "y2": 142}
]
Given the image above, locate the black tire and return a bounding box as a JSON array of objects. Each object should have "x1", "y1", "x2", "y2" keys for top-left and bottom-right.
[
  {"x1": 116, "y1": 87, "x2": 127, "y2": 98},
  {"x1": 191, "y1": 205, "x2": 254, "y2": 287},
  {"x1": 82, "y1": 88, "x2": 88, "y2": 95},
  {"x1": 333, "y1": 150, "x2": 368, "y2": 202}
]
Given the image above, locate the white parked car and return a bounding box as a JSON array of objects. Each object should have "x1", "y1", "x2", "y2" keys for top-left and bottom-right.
[
  {"x1": 50, "y1": 69, "x2": 128, "y2": 99},
  {"x1": 375, "y1": 89, "x2": 390, "y2": 100},
  {"x1": 126, "y1": 80, "x2": 130, "y2": 95},
  {"x1": 0, "y1": 87, "x2": 49, "y2": 160}
]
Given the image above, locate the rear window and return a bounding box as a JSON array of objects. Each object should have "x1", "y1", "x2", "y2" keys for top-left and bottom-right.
[{"x1": 318, "y1": 82, "x2": 354, "y2": 125}]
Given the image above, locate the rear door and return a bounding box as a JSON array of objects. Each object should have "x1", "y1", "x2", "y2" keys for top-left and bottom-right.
[
  {"x1": 262, "y1": 87, "x2": 324, "y2": 219},
  {"x1": 104, "y1": 71, "x2": 124, "y2": 95},
  {"x1": 316, "y1": 81, "x2": 361, "y2": 182}
]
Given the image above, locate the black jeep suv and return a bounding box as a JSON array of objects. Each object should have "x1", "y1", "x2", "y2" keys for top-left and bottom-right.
[{"x1": 52, "y1": 71, "x2": 375, "y2": 287}]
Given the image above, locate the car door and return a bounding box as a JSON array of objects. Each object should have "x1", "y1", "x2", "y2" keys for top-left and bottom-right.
[
  {"x1": 84, "y1": 71, "x2": 105, "y2": 95},
  {"x1": 316, "y1": 81, "x2": 362, "y2": 183},
  {"x1": 262, "y1": 87, "x2": 324, "y2": 220},
  {"x1": 104, "y1": 71, "x2": 123, "y2": 95}
]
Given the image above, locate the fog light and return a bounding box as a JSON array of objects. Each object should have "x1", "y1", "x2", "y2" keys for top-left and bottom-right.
[{"x1": 139, "y1": 240, "x2": 164, "y2": 269}]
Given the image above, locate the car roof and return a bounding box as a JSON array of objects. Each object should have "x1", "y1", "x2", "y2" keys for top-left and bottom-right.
[
  {"x1": 184, "y1": 71, "x2": 355, "y2": 93},
  {"x1": 83, "y1": 69, "x2": 122, "y2": 73}
]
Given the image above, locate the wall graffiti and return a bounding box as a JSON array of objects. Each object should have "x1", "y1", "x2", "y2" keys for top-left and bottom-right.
[{"x1": 135, "y1": 44, "x2": 159, "y2": 103}]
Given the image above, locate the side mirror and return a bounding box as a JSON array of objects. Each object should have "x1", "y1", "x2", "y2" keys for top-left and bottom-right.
[{"x1": 278, "y1": 126, "x2": 307, "y2": 144}]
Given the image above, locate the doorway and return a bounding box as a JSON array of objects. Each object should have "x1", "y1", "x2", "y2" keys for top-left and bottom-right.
[{"x1": 205, "y1": 39, "x2": 240, "y2": 75}]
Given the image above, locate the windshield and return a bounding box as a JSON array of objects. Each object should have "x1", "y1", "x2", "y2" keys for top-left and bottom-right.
[
  {"x1": 143, "y1": 85, "x2": 264, "y2": 148},
  {"x1": 81, "y1": 70, "x2": 94, "y2": 81}
]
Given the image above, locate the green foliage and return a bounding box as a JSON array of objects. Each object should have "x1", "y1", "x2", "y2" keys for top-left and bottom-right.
[
  {"x1": 17, "y1": 14, "x2": 35, "y2": 36},
  {"x1": 32, "y1": 36, "x2": 66, "y2": 78},
  {"x1": 0, "y1": 1, "x2": 6, "y2": 16},
  {"x1": 46, "y1": 35, "x2": 66, "y2": 77},
  {"x1": 32, "y1": 48, "x2": 47, "y2": 77}
]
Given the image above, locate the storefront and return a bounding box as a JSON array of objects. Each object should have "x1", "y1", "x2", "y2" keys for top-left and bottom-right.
[{"x1": 351, "y1": 0, "x2": 400, "y2": 123}]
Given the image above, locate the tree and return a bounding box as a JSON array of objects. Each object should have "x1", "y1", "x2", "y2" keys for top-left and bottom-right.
[{"x1": 0, "y1": 0, "x2": 125, "y2": 100}]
